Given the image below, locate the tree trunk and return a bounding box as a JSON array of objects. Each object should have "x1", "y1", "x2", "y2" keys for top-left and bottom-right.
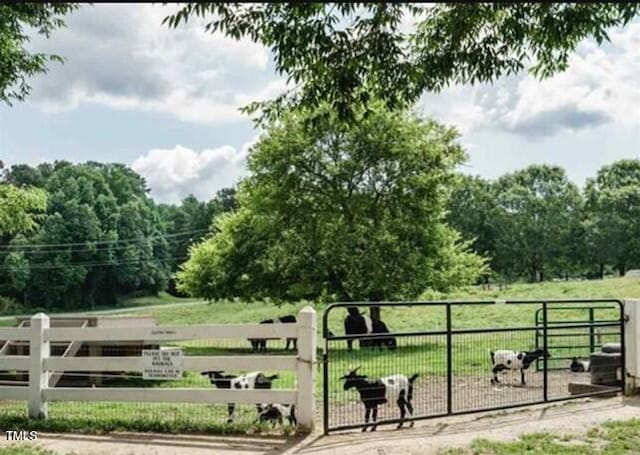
[
  {"x1": 599, "y1": 263, "x2": 604, "y2": 280},
  {"x1": 619, "y1": 264, "x2": 626, "y2": 277}
]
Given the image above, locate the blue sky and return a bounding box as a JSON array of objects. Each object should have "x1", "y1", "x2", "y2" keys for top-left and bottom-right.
[{"x1": 1, "y1": 4, "x2": 638, "y2": 203}]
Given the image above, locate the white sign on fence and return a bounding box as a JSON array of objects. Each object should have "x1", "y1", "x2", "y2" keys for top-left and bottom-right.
[{"x1": 142, "y1": 348, "x2": 183, "y2": 380}]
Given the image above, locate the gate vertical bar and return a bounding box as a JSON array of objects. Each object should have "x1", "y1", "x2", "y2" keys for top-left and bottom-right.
[
  {"x1": 446, "y1": 302, "x2": 453, "y2": 415},
  {"x1": 589, "y1": 307, "x2": 596, "y2": 352},
  {"x1": 542, "y1": 302, "x2": 549, "y2": 402},
  {"x1": 619, "y1": 300, "x2": 626, "y2": 393},
  {"x1": 323, "y1": 336, "x2": 329, "y2": 434}
]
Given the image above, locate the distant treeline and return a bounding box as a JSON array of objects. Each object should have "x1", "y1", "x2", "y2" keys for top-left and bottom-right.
[
  {"x1": 447, "y1": 159, "x2": 640, "y2": 284},
  {"x1": 1, "y1": 157, "x2": 638, "y2": 311},
  {"x1": 0, "y1": 161, "x2": 235, "y2": 310}
]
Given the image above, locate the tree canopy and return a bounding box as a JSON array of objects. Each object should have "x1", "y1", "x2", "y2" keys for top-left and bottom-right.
[
  {"x1": 0, "y1": 184, "x2": 47, "y2": 236},
  {"x1": 447, "y1": 160, "x2": 640, "y2": 283},
  {"x1": 1, "y1": 161, "x2": 170, "y2": 309},
  {"x1": 585, "y1": 160, "x2": 640, "y2": 277},
  {"x1": 165, "y1": 3, "x2": 639, "y2": 121},
  {"x1": 176, "y1": 103, "x2": 486, "y2": 302},
  {"x1": 0, "y1": 3, "x2": 78, "y2": 105}
]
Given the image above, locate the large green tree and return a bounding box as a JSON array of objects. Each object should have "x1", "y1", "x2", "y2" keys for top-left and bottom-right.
[
  {"x1": 446, "y1": 174, "x2": 497, "y2": 279},
  {"x1": 177, "y1": 104, "x2": 486, "y2": 302},
  {"x1": 165, "y1": 3, "x2": 639, "y2": 121},
  {"x1": 492, "y1": 165, "x2": 583, "y2": 282},
  {"x1": 585, "y1": 159, "x2": 640, "y2": 277},
  {"x1": 157, "y1": 188, "x2": 237, "y2": 295},
  {"x1": 0, "y1": 3, "x2": 78, "y2": 105}
]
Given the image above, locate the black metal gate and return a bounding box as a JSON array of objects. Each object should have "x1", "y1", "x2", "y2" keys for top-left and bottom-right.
[{"x1": 322, "y1": 299, "x2": 625, "y2": 433}]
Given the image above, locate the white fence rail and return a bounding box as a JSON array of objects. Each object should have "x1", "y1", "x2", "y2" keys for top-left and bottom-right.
[{"x1": 0, "y1": 306, "x2": 317, "y2": 431}]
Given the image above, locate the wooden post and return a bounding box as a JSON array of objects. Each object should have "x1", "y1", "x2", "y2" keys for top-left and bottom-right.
[
  {"x1": 296, "y1": 306, "x2": 316, "y2": 431},
  {"x1": 29, "y1": 313, "x2": 50, "y2": 419}
]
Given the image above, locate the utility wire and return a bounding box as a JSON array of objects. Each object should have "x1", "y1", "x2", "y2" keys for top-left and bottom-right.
[
  {"x1": 0, "y1": 231, "x2": 208, "y2": 256},
  {"x1": 0, "y1": 255, "x2": 190, "y2": 271},
  {"x1": 0, "y1": 228, "x2": 210, "y2": 251}
]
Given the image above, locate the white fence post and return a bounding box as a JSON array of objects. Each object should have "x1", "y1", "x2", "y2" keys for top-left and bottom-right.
[
  {"x1": 28, "y1": 313, "x2": 50, "y2": 419},
  {"x1": 624, "y1": 300, "x2": 639, "y2": 395},
  {"x1": 296, "y1": 306, "x2": 317, "y2": 431}
]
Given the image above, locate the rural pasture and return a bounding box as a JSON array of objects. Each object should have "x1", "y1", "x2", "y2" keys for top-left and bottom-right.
[{"x1": 0, "y1": 277, "x2": 634, "y2": 434}]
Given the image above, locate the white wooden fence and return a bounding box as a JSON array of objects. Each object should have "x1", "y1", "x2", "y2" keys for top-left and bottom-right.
[{"x1": 0, "y1": 306, "x2": 317, "y2": 431}]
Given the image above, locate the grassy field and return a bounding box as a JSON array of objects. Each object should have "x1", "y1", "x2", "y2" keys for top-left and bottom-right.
[
  {"x1": 440, "y1": 418, "x2": 640, "y2": 454},
  {"x1": 114, "y1": 276, "x2": 640, "y2": 327},
  {"x1": 0, "y1": 277, "x2": 636, "y2": 435}
]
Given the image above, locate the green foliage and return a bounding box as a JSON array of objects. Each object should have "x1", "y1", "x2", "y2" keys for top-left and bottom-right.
[
  {"x1": 0, "y1": 183, "x2": 47, "y2": 235},
  {"x1": 0, "y1": 3, "x2": 78, "y2": 105},
  {"x1": 0, "y1": 161, "x2": 170, "y2": 310},
  {"x1": 177, "y1": 103, "x2": 486, "y2": 302},
  {"x1": 585, "y1": 159, "x2": 640, "y2": 277},
  {"x1": 493, "y1": 165, "x2": 584, "y2": 282},
  {"x1": 157, "y1": 188, "x2": 236, "y2": 296},
  {"x1": 448, "y1": 165, "x2": 588, "y2": 283},
  {"x1": 446, "y1": 174, "x2": 498, "y2": 279},
  {"x1": 165, "y1": 3, "x2": 639, "y2": 122}
]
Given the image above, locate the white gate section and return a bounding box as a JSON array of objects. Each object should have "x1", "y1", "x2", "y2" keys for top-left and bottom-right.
[
  {"x1": 0, "y1": 306, "x2": 317, "y2": 431},
  {"x1": 624, "y1": 300, "x2": 640, "y2": 395}
]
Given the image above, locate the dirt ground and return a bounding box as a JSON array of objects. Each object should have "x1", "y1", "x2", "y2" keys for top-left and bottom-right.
[
  {"x1": 5, "y1": 395, "x2": 640, "y2": 455},
  {"x1": 327, "y1": 369, "x2": 594, "y2": 428}
]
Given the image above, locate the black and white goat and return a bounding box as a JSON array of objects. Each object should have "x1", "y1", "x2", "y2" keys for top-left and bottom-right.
[
  {"x1": 490, "y1": 348, "x2": 551, "y2": 386},
  {"x1": 257, "y1": 404, "x2": 297, "y2": 427},
  {"x1": 248, "y1": 315, "x2": 297, "y2": 352},
  {"x1": 570, "y1": 357, "x2": 591, "y2": 372},
  {"x1": 341, "y1": 367, "x2": 418, "y2": 431},
  {"x1": 344, "y1": 307, "x2": 396, "y2": 351},
  {"x1": 201, "y1": 370, "x2": 279, "y2": 423}
]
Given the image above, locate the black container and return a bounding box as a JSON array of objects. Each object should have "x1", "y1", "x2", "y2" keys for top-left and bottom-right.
[{"x1": 590, "y1": 351, "x2": 622, "y2": 386}]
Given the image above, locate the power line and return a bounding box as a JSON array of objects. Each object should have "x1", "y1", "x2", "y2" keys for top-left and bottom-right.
[
  {"x1": 0, "y1": 231, "x2": 208, "y2": 256},
  {"x1": 0, "y1": 254, "x2": 190, "y2": 271},
  {"x1": 0, "y1": 228, "x2": 209, "y2": 251}
]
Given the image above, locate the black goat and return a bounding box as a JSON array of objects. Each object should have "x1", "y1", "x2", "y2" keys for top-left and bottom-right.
[
  {"x1": 341, "y1": 367, "x2": 418, "y2": 431},
  {"x1": 344, "y1": 307, "x2": 396, "y2": 351},
  {"x1": 248, "y1": 315, "x2": 297, "y2": 352},
  {"x1": 490, "y1": 348, "x2": 551, "y2": 385},
  {"x1": 201, "y1": 370, "x2": 278, "y2": 423}
]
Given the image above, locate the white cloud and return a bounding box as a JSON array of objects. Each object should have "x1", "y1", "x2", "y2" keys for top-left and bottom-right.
[
  {"x1": 131, "y1": 139, "x2": 257, "y2": 203},
  {"x1": 27, "y1": 4, "x2": 284, "y2": 125},
  {"x1": 418, "y1": 20, "x2": 640, "y2": 138}
]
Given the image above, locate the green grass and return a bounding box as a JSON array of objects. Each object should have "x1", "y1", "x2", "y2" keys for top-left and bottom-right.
[
  {"x1": 439, "y1": 418, "x2": 640, "y2": 454},
  {"x1": 115, "y1": 291, "x2": 200, "y2": 309},
  {"x1": 425, "y1": 277, "x2": 640, "y2": 301},
  {"x1": 0, "y1": 396, "x2": 296, "y2": 437},
  {"x1": 0, "y1": 446, "x2": 60, "y2": 455},
  {"x1": 120, "y1": 277, "x2": 638, "y2": 327}
]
